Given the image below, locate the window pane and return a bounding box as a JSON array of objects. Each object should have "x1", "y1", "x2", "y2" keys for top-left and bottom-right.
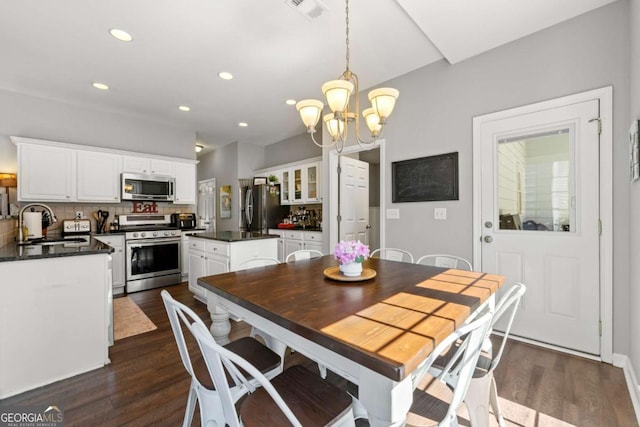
[{"x1": 497, "y1": 128, "x2": 573, "y2": 232}]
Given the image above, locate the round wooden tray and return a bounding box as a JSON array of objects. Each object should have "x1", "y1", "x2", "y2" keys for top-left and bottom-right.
[{"x1": 323, "y1": 266, "x2": 377, "y2": 282}]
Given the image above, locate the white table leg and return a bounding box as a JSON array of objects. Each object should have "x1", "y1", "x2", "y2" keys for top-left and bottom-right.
[
  {"x1": 206, "y1": 292, "x2": 231, "y2": 345},
  {"x1": 359, "y1": 367, "x2": 413, "y2": 427}
]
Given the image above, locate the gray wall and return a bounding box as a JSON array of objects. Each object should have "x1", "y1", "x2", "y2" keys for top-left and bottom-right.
[
  {"x1": 629, "y1": 0, "x2": 640, "y2": 385},
  {"x1": 263, "y1": 131, "x2": 322, "y2": 169},
  {"x1": 0, "y1": 89, "x2": 196, "y2": 174},
  {"x1": 375, "y1": 1, "x2": 630, "y2": 354}
]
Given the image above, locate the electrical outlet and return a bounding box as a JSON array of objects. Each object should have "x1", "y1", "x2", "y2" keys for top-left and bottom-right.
[
  {"x1": 75, "y1": 211, "x2": 83, "y2": 219},
  {"x1": 386, "y1": 208, "x2": 400, "y2": 219},
  {"x1": 434, "y1": 208, "x2": 447, "y2": 220}
]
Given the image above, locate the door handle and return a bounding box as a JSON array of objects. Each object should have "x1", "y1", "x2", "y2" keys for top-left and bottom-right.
[
  {"x1": 365, "y1": 224, "x2": 371, "y2": 229},
  {"x1": 483, "y1": 236, "x2": 493, "y2": 243}
]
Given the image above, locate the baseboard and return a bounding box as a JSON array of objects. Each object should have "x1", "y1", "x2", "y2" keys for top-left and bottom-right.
[{"x1": 614, "y1": 352, "x2": 640, "y2": 425}]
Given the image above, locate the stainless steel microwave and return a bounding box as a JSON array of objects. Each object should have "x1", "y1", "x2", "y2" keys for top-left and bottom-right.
[{"x1": 121, "y1": 173, "x2": 175, "y2": 202}]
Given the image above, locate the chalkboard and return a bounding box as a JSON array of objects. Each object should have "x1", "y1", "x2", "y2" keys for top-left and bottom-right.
[{"x1": 392, "y1": 152, "x2": 459, "y2": 202}]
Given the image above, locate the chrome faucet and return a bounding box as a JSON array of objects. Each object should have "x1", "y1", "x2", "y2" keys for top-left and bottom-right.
[{"x1": 18, "y1": 203, "x2": 57, "y2": 242}]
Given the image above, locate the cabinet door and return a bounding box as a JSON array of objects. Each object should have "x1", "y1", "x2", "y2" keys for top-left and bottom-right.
[
  {"x1": 281, "y1": 169, "x2": 291, "y2": 205},
  {"x1": 284, "y1": 240, "x2": 304, "y2": 260},
  {"x1": 292, "y1": 167, "x2": 303, "y2": 203},
  {"x1": 304, "y1": 241, "x2": 323, "y2": 253},
  {"x1": 150, "y1": 159, "x2": 174, "y2": 175},
  {"x1": 304, "y1": 162, "x2": 321, "y2": 203},
  {"x1": 18, "y1": 144, "x2": 75, "y2": 201},
  {"x1": 93, "y1": 235, "x2": 125, "y2": 294},
  {"x1": 188, "y1": 250, "x2": 206, "y2": 300},
  {"x1": 277, "y1": 238, "x2": 284, "y2": 263},
  {"x1": 77, "y1": 151, "x2": 122, "y2": 202},
  {"x1": 205, "y1": 255, "x2": 228, "y2": 276},
  {"x1": 122, "y1": 156, "x2": 150, "y2": 174},
  {"x1": 174, "y1": 162, "x2": 196, "y2": 204}
]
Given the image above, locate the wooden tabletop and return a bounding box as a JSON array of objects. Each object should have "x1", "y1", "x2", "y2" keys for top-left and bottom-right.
[{"x1": 198, "y1": 255, "x2": 504, "y2": 381}]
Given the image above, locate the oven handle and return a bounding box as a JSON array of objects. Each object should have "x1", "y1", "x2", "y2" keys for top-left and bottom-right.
[{"x1": 126, "y1": 237, "x2": 181, "y2": 248}]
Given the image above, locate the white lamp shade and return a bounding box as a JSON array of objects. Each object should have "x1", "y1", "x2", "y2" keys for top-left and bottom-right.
[
  {"x1": 323, "y1": 113, "x2": 345, "y2": 141},
  {"x1": 368, "y1": 87, "x2": 399, "y2": 119},
  {"x1": 322, "y1": 80, "x2": 354, "y2": 113},
  {"x1": 362, "y1": 108, "x2": 382, "y2": 135},
  {"x1": 296, "y1": 99, "x2": 324, "y2": 129}
]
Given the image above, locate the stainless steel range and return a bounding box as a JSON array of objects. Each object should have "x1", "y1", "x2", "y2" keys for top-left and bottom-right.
[{"x1": 118, "y1": 213, "x2": 181, "y2": 293}]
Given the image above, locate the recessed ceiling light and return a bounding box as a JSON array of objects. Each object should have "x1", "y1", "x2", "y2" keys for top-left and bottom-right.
[
  {"x1": 92, "y1": 82, "x2": 109, "y2": 90},
  {"x1": 238, "y1": 122, "x2": 248, "y2": 127},
  {"x1": 218, "y1": 72, "x2": 234, "y2": 80},
  {"x1": 109, "y1": 28, "x2": 133, "y2": 42},
  {"x1": 178, "y1": 105, "x2": 191, "y2": 112},
  {"x1": 285, "y1": 99, "x2": 297, "y2": 105}
]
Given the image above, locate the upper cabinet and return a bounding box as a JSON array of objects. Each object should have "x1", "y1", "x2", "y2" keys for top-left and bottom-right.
[
  {"x1": 12, "y1": 137, "x2": 198, "y2": 204},
  {"x1": 77, "y1": 151, "x2": 122, "y2": 202},
  {"x1": 256, "y1": 157, "x2": 322, "y2": 206},
  {"x1": 123, "y1": 156, "x2": 174, "y2": 175},
  {"x1": 173, "y1": 162, "x2": 196, "y2": 205},
  {"x1": 18, "y1": 143, "x2": 76, "y2": 201}
]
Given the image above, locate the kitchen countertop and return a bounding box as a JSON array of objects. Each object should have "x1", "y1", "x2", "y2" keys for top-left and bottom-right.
[
  {"x1": 0, "y1": 237, "x2": 112, "y2": 262},
  {"x1": 188, "y1": 231, "x2": 279, "y2": 242}
]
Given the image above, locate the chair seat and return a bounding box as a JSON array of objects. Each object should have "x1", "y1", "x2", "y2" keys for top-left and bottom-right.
[
  {"x1": 407, "y1": 375, "x2": 462, "y2": 427},
  {"x1": 240, "y1": 365, "x2": 353, "y2": 427}
]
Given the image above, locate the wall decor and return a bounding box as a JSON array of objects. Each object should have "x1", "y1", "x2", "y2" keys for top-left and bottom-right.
[
  {"x1": 253, "y1": 176, "x2": 267, "y2": 185},
  {"x1": 220, "y1": 185, "x2": 232, "y2": 218},
  {"x1": 630, "y1": 119, "x2": 640, "y2": 182},
  {"x1": 392, "y1": 152, "x2": 459, "y2": 202}
]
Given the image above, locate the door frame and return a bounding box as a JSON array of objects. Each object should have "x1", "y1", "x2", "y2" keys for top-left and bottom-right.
[
  {"x1": 472, "y1": 86, "x2": 613, "y2": 363},
  {"x1": 328, "y1": 140, "x2": 386, "y2": 254}
]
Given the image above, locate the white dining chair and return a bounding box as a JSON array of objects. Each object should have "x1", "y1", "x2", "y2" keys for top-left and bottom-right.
[
  {"x1": 285, "y1": 249, "x2": 324, "y2": 262},
  {"x1": 161, "y1": 290, "x2": 284, "y2": 427},
  {"x1": 369, "y1": 248, "x2": 414, "y2": 263},
  {"x1": 415, "y1": 254, "x2": 473, "y2": 271},
  {"x1": 238, "y1": 256, "x2": 280, "y2": 269},
  {"x1": 347, "y1": 310, "x2": 493, "y2": 426},
  {"x1": 191, "y1": 321, "x2": 356, "y2": 427},
  {"x1": 428, "y1": 283, "x2": 526, "y2": 427}
]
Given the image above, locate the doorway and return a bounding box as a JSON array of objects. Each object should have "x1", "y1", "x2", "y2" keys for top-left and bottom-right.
[
  {"x1": 329, "y1": 141, "x2": 385, "y2": 253},
  {"x1": 472, "y1": 87, "x2": 612, "y2": 362}
]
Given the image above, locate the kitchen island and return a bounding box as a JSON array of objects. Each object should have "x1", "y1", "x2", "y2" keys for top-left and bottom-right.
[
  {"x1": 187, "y1": 231, "x2": 278, "y2": 342},
  {"x1": 0, "y1": 238, "x2": 113, "y2": 398}
]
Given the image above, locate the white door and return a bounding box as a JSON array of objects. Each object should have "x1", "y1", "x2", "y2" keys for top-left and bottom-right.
[
  {"x1": 479, "y1": 99, "x2": 601, "y2": 355},
  {"x1": 339, "y1": 156, "x2": 369, "y2": 243},
  {"x1": 198, "y1": 179, "x2": 216, "y2": 232}
]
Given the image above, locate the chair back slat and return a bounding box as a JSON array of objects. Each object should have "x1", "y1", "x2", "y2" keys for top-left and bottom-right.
[
  {"x1": 416, "y1": 254, "x2": 473, "y2": 271},
  {"x1": 370, "y1": 248, "x2": 414, "y2": 263},
  {"x1": 489, "y1": 283, "x2": 526, "y2": 371},
  {"x1": 286, "y1": 249, "x2": 324, "y2": 262}
]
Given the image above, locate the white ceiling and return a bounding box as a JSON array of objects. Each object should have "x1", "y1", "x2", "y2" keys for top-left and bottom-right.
[{"x1": 0, "y1": 0, "x2": 617, "y2": 153}]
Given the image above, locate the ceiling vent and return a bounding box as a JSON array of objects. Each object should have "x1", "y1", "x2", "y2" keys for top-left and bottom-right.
[{"x1": 285, "y1": 0, "x2": 328, "y2": 21}]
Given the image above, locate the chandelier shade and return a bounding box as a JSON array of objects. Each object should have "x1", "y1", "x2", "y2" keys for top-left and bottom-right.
[
  {"x1": 296, "y1": 99, "x2": 324, "y2": 131},
  {"x1": 368, "y1": 88, "x2": 399, "y2": 120},
  {"x1": 295, "y1": 0, "x2": 399, "y2": 152}
]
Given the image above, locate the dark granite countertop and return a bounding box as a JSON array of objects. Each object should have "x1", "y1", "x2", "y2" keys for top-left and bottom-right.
[
  {"x1": 188, "y1": 231, "x2": 280, "y2": 242},
  {"x1": 0, "y1": 237, "x2": 113, "y2": 262}
]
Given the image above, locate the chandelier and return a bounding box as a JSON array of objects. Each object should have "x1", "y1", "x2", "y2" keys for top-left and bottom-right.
[{"x1": 295, "y1": 0, "x2": 399, "y2": 153}]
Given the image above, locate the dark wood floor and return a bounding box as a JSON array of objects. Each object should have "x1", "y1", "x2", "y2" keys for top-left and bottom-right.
[{"x1": 0, "y1": 283, "x2": 636, "y2": 426}]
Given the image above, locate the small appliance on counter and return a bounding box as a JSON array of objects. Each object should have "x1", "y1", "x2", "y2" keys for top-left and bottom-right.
[{"x1": 171, "y1": 213, "x2": 197, "y2": 230}]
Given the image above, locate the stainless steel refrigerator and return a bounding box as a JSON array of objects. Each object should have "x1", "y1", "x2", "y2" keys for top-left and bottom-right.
[{"x1": 239, "y1": 183, "x2": 290, "y2": 233}]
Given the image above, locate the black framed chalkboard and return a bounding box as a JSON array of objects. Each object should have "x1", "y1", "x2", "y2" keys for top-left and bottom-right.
[{"x1": 392, "y1": 152, "x2": 459, "y2": 202}]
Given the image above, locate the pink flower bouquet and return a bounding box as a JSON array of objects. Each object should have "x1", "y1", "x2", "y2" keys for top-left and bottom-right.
[{"x1": 334, "y1": 240, "x2": 370, "y2": 264}]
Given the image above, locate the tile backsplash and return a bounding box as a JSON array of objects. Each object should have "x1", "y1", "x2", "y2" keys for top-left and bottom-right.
[{"x1": 0, "y1": 201, "x2": 195, "y2": 247}]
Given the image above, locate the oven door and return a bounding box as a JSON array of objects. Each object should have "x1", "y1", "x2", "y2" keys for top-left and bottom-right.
[{"x1": 126, "y1": 237, "x2": 181, "y2": 281}]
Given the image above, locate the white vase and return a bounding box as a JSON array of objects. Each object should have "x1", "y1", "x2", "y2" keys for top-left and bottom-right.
[{"x1": 340, "y1": 261, "x2": 363, "y2": 277}]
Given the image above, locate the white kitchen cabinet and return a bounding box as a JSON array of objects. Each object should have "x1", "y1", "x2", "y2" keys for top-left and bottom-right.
[
  {"x1": 181, "y1": 229, "x2": 206, "y2": 279},
  {"x1": 77, "y1": 151, "x2": 122, "y2": 202},
  {"x1": 304, "y1": 162, "x2": 321, "y2": 203},
  {"x1": 18, "y1": 143, "x2": 76, "y2": 201},
  {"x1": 123, "y1": 156, "x2": 174, "y2": 175},
  {"x1": 277, "y1": 238, "x2": 284, "y2": 263},
  {"x1": 188, "y1": 236, "x2": 278, "y2": 302},
  {"x1": 174, "y1": 162, "x2": 197, "y2": 204},
  {"x1": 257, "y1": 159, "x2": 322, "y2": 206},
  {"x1": 281, "y1": 169, "x2": 292, "y2": 204},
  {"x1": 270, "y1": 229, "x2": 324, "y2": 261},
  {"x1": 93, "y1": 234, "x2": 125, "y2": 295},
  {"x1": 304, "y1": 231, "x2": 323, "y2": 252}
]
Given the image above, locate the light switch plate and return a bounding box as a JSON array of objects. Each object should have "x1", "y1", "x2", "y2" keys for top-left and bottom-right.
[
  {"x1": 386, "y1": 208, "x2": 400, "y2": 219},
  {"x1": 434, "y1": 207, "x2": 447, "y2": 220}
]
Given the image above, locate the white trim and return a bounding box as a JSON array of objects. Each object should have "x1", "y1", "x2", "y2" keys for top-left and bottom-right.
[
  {"x1": 328, "y1": 140, "x2": 386, "y2": 253},
  {"x1": 472, "y1": 86, "x2": 613, "y2": 363},
  {"x1": 614, "y1": 353, "x2": 640, "y2": 424}
]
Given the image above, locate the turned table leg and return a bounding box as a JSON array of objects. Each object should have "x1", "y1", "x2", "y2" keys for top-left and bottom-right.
[{"x1": 206, "y1": 292, "x2": 231, "y2": 345}]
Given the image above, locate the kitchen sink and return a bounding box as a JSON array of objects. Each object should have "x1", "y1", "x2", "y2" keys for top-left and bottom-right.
[{"x1": 17, "y1": 237, "x2": 88, "y2": 246}]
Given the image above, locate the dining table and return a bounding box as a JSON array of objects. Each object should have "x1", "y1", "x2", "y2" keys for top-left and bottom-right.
[{"x1": 197, "y1": 255, "x2": 504, "y2": 426}]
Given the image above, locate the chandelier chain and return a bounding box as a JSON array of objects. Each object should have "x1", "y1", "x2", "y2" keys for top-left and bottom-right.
[{"x1": 345, "y1": 0, "x2": 350, "y2": 71}]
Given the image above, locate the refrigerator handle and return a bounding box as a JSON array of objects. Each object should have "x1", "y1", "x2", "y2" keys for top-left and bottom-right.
[{"x1": 245, "y1": 187, "x2": 253, "y2": 227}]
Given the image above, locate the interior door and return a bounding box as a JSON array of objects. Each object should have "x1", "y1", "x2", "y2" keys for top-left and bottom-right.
[
  {"x1": 479, "y1": 99, "x2": 601, "y2": 355},
  {"x1": 339, "y1": 156, "x2": 369, "y2": 243},
  {"x1": 198, "y1": 179, "x2": 216, "y2": 232}
]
